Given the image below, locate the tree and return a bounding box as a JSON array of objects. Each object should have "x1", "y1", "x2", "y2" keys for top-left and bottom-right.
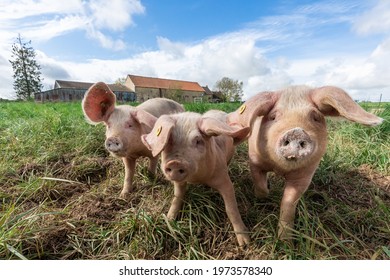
[
  {"x1": 214, "y1": 77, "x2": 243, "y2": 102},
  {"x1": 114, "y1": 76, "x2": 127, "y2": 85},
  {"x1": 9, "y1": 34, "x2": 43, "y2": 100}
]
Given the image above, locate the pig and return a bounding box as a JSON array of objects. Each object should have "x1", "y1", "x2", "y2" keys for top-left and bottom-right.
[
  {"x1": 141, "y1": 110, "x2": 251, "y2": 246},
  {"x1": 82, "y1": 82, "x2": 184, "y2": 198},
  {"x1": 228, "y1": 85, "x2": 383, "y2": 240}
]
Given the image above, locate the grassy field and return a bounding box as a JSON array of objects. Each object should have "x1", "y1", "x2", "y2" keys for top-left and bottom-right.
[{"x1": 0, "y1": 100, "x2": 389, "y2": 260}]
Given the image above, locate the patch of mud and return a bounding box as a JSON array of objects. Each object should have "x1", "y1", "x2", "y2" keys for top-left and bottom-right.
[
  {"x1": 312, "y1": 164, "x2": 390, "y2": 209},
  {"x1": 51, "y1": 156, "x2": 114, "y2": 184},
  {"x1": 356, "y1": 164, "x2": 390, "y2": 194},
  {"x1": 31, "y1": 183, "x2": 91, "y2": 208},
  {"x1": 69, "y1": 195, "x2": 129, "y2": 225}
]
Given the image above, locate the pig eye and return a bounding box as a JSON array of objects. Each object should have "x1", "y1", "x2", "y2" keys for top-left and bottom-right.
[
  {"x1": 311, "y1": 111, "x2": 323, "y2": 123},
  {"x1": 194, "y1": 136, "x2": 204, "y2": 146},
  {"x1": 269, "y1": 113, "x2": 277, "y2": 121},
  {"x1": 125, "y1": 121, "x2": 133, "y2": 128}
]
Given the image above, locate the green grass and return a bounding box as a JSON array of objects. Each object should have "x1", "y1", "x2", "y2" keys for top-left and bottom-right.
[{"x1": 0, "y1": 101, "x2": 389, "y2": 260}]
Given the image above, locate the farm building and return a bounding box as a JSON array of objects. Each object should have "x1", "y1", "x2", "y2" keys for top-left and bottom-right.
[
  {"x1": 35, "y1": 80, "x2": 135, "y2": 103},
  {"x1": 202, "y1": 85, "x2": 223, "y2": 103},
  {"x1": 34, "y1": 75, "x2": 220, "y2": 103},
  {"x1": 124, "y1": 75, "x2": 209, "y2": 103}
]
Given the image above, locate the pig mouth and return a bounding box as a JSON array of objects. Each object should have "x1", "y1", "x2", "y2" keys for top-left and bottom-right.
[{"x1": 108, "y1": 150, "x2": 126, "y2": 158}]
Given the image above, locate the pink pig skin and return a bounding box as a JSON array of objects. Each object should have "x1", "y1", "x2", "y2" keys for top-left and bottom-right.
[
  {"x1": 142, "y1": 110, "x2": 251, "y2": 246},
  {"x1": 228, "y1": 85, "x2": 383, "y2": 240},
  {"x1": 82, "y1": 82, "x2": 184, "y2": 198}
]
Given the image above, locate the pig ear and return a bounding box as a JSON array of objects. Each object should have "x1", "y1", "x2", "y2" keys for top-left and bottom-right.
[
  {"x1": 227, "y1": 91, "x2": 277, "y2": 128},
  {"x1": 141, "y1": 115, "x2": 175, "y2": 157},
  {"x1": 131, "y1": 109, "x2": 158, "y2": 133},
  {"x1": 198, "y1": 117, "x2": 250, "y2": 144},
  {"x1": 311, "y1": 86, "x2": 383, "y2": 126},
  {"x1": 82, "y1": 82, "x2": 116, "y2": 123}
]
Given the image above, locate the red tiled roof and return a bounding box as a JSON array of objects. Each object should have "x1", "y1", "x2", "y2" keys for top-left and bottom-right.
[{"x1": 128, "y1": 75, "x2": 205, "y2": 92}]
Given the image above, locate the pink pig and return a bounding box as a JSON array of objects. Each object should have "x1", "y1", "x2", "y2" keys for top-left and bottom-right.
[
  {"x1": 228, "y1": 85, "x2": 383, "y2": 240},
  {"x1": 82, "y1": 82, "x2": 184, "y2": 198},
  {"x1": 141, "y1": 110, "x2": 251, "y2": 246}
]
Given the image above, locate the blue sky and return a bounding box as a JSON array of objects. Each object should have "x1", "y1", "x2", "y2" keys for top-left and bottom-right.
[{"x1": 1, "y1": 0, "x2": 389, "y2": 101}]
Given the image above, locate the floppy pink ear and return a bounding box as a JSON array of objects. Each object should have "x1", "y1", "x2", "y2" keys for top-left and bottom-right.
[
  {"x1": 131, "y1": 109, "x2": 158, "y2": 134},
  {"x1": 198, "y1": 117, "x2": 250, "y2": 144},
  {"x1": 227, "y1": 91, "x2": 278, "y2": 128},
  {"x1": 141, "y1": 115, "x2": 175, "y2": 157},
  {"x1": 82, "y1": 82, "x2": 116, "y2": 123},
  {"x1": 311, "y1": 86, "x2": 383, "y2": 126}
]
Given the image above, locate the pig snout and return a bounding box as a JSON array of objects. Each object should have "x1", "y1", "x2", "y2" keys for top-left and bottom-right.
[
  {"x1": 277, "y1": 128, "x2": 314, "y2": 161},
  {"x1": 105, "y1": 137, "x2": 123, "y2": 153},
  {"x1": 164, "y1": 160, "x2": 189, "y2": 182}
]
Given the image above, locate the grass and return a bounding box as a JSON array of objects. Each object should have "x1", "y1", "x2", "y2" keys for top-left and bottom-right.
[{"x1": 0, "y1": 100, "x2": 389, "y2": 260}]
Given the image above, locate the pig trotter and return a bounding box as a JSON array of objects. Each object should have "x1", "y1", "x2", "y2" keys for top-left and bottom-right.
[{"x1": 250, "y1": 163, "x2": 269, "y2": 198}]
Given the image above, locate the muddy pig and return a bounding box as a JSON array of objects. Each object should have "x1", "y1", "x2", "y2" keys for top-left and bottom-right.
[
  {"x1": 141, "y1": 110, "x2": 251, "y2": 246},
  {"x1": 82, "y1": 82, "x2": 184, "y2": 198},
  {"x1": 228, "y1": 85, "x2": 383, "y2": 239}
]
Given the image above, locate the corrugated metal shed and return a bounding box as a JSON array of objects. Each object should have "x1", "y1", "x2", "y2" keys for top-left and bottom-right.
[{"x1": 35, "y1": 80, "x2": 136, "y2": 102}]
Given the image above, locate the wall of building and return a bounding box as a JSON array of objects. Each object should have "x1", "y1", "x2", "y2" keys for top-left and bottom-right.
[
  {"x1": 35, "y1": 88, "x2": 136, "y2": 103},
  {"x1": 135, "y1": 86, "x2": 204, "y2": 103},
  {"x1": 124, "y1": 78, "x2": 136, "y2": 92}
]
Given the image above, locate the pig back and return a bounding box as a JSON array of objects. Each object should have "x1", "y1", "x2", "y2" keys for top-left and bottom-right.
[{"x1": 137, "y1": 98, "x2": 184, "y2": 117}]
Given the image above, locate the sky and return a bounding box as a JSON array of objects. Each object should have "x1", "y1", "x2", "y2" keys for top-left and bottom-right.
[{"x1": 1, "y1": 0, "x2": 390, "y2": 101}]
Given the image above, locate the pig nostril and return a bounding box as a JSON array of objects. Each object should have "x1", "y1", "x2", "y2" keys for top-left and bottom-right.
[
  {"x1": 300, "y1": 141, "x2": 306, "y2": 148},
  {"x1": 166, "y1": 168, "x2": 172, "y2": 173},
  {"x1": 179, "y1": 169, "x2": 185, "y2": 174},
  {"x1": 283, "y1": 140, "x2": 290, "y2": 146}
]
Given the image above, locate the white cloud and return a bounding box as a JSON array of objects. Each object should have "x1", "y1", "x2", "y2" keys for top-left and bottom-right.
[
  {"x1": 85, "y1": 25, "x2": 127, "y2": 51},
  {"x1": 88, "y1": 0, "x2": 145, "y2": 31},
  {"x1": 0, "y1": 0, "x2": 145, "y2": 47},
  {"x1": 0, "y1": 0, "x2": 82, "y2": 20},
  {"x1": 22, "y1": 16, "x2": 87, "y2": 43},
  {"x1": 353, "y1": 0, "x2": 390, "y2": 35}
]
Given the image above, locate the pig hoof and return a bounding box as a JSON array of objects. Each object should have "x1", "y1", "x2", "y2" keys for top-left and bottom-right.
[
  {"x1": 119, "y1": 191, "x2": 130, "y2": 199},
  {"x1": 166, "y1": 212, "x2": 177, "y2": 220},
  {"x1": 277, "y1": 223, "x2": 294, "y2": 241},
  {"x1": 237, "y1": 233, "x2": 251, "y2": 247},
  {"x1": 254, "y1": 188, "x2": 269, "y2": 198}
]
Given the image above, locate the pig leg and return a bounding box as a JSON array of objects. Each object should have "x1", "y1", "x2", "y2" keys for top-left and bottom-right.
[
  {"x1": 120, "y1": 157, "x2": 136, "y2": 198},
  {"x1": 211, "y1": 176, "x2": 250, "y2": 246},
  {"x1": 167, "y1": 181, "x2": 187, "y2": 220},
  {"x1": 250, "y1": 163, "x2": 269, "y2": 198},
  {"x1": 278, "y1": 177, "x2": 311, "y2": 240},
  {"x1": 147, "y1": 156, "x2": 158, "y2": 178}
]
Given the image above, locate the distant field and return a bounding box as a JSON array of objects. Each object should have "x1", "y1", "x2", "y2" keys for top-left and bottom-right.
[{"x1": 0, "y1": 100, "x2": 389, "y2": 260}]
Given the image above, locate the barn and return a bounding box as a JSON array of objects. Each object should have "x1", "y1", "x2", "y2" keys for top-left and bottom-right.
[{"x1": 124, "y1": 74, "x2": 209, "y2": 103}]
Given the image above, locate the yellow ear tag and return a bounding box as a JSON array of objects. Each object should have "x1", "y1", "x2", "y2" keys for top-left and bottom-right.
[
  {"x1": 239, "y1": 104, "x2": 246, "y2": 114},
  {"x1": 156, "y1": 126, "x2": 162, "y2": 136}
]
